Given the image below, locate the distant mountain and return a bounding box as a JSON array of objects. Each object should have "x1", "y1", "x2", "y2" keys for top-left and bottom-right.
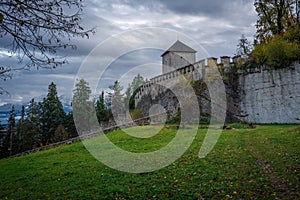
[
  {"x1": 0, "y1": 104, "x2": 23, "y2": 125},
  {"x1": 0, "y1": 96, "x2": 73, "y2": 125},
  {"x1": 59, "y1": 95, "x2": 72, "y2": 114}
]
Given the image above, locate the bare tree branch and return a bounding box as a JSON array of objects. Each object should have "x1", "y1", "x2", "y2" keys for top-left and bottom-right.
[{"x1": 0, "y1": 0, "x2": 95, "y2": 84}]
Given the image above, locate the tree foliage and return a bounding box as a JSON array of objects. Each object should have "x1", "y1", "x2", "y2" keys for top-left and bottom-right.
[
  {"x1": 53, "y1": 124, "x2": 68, "y2": 142},
  {"x1": 252, "y1": 35, "x2": 300, "y2": 68},
  {"x1": 0, "y1": 121, "x2": 6, "y2": 156},
  {"x1": 0, "y1": 105, "x2": 16, "y2": 157},
  {"x1": 95, "y1": 91, "x2": 109, "y2": 123},
  {"x1": 72, "y1": 79, "x2": 95, "y2": 133},
  {"x1": 236, "y1": 34, "x2": 253, "y2": 58},
  {"x1": 251, "y1": 0, "x2": 300, "y2": 68},
  {"x1": 65, "y1": 112, "x2": 77, "y2": 138},
  {"x1": 124, "y1": 74, "x2": 145, "y2": 111},
  {"x1": 254, "y1": 0, "x2": 299, "y2": 43},
  {"x1": 131, "y1": 108, "x2": 143, "y2": 120},
  {"x1": 108, "y1": 80, "x2": 124, "y2": 118},
  {"x1": 0, "y1": 82, "x2": 84, "y2": 158},
  {"x1": 41, "y1": 82, "x2": 66, "y2": 143},
  {"x1": 18, "y1": 120, "x2": 42, "y2": 152}
]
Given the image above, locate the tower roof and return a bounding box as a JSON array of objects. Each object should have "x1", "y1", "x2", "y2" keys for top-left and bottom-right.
[{"x1": 161, "y1": 40, "x2": 197, "y2": 56}]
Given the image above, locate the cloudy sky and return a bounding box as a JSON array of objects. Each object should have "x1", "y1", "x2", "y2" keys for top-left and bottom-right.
[{"x1": 0, "y1": 0, "x2": 257, "y2": 106}]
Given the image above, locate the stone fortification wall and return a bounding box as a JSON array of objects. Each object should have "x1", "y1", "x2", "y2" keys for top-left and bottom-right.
[
  {"x1": 238, "y1": 62, "x2": 300, "y2": 123},
  {"x1": 135, "y1": 56, "x2": 300, "y2": 124}
]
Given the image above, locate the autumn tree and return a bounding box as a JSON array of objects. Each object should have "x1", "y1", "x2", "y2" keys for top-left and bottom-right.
[
  {"x1": 53, "y1": 124, "x2": 68, "y2": 142},
  {"x1": 252, "y1": 0, "x2": 300, "y2": 68},
  {"x1": 254, "y1": 0, "x2": 298, "y2": 43},
  {"x1": 0, "y1": 0, "x2": 94, "y2": 93}
]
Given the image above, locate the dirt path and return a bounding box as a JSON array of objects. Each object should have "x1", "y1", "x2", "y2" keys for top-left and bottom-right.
[{"x1": 248, "y1": 144, "x2": 289, "y2": 197}]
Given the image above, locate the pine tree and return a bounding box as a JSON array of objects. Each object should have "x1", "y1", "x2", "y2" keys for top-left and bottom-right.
[
  {"x1": 2, "y1": 105, "x2": 16, "y2": 157},
  {"x1": 72, "y1": 79, "x2": 95, "y2": 134},
  {"x1": 16, "y1": 99, "x2": 42, "y2": 152},
  {"x1": 236, "y1": 34, "x2": 253, "y2": 58},
  {"x1": 20, "y1": 106, "x2": 25, "y2": 123},
  {"x1": 41, "y1": 82, "x2": 66, "y2": 144},
  {"x1": 15, "y1": 105, "x2": 26, "y2": 153},
  {"x1": 96, "y1": 91, "x2": 109, "y2": 122},
  {"x1": 27, "y1": 99, "x2": 40, "y2": 126},
  {"x1": 108, "y1": 81, "x2": 124, "y2": 120},
  {"x1": 124, "y1": 84, "x2": 132, "y2": 111},
  {"x1": 124, "y1": 74, "x2": 145, "y2": 110},
  {"x1": 131, "y1": 74, "x2": 145, "y2": 93},
  {"x1": 65, "y1": 112, "x2": 77, "y2": 138},
  {"x1": 0, "y1": 121, "x2": 7, "y2": 158}
]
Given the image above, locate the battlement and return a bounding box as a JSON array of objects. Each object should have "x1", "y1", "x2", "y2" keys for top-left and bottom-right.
[
  {"x1": 133, "y1": 40, "x2": 300, "y2": 124},
  {"x1": 134, "y1": 56, "x2": 247, "y2": 105}
]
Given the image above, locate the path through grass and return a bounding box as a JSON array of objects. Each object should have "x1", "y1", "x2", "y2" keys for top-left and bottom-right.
[{"x1": 0, "y1": 125, "x2": 299, "y2": 199}]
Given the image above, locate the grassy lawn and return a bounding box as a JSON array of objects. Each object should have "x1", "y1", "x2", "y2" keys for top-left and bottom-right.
[{"x1": 0, "y1": 124, "x2": 299, "y2": 199}]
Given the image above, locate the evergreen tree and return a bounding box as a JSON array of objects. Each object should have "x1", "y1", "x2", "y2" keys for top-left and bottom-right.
[
  {"x1": 96, "y1": 91, "x2": 109, "y2": 122},
  {"x1": 72, "y1": 79, "x2": 95, "y2": 133},
  {"x1": 108, "y1": 81, "x2": 124, "y2": 119},
  {"x1": 124, "y1": 74, "x2": 145, "y2": 110},
  {"x1": 18, "y1": 120, "x2": 42, "y2": 152},
  {"x1": 236, "y1": 34, "x2": 253, "y2": 58},
  {"x1": 1, "y1": 106, "x2": 16, "y2": 157},
  {"x1": 41, "y1": 82, "x2": 66, "y2": 144},
  {"x1": 15, "y1": 105, "x2": 25, "y2": 153},
  {"x1": 124, "y1": 84, "x2": 132, "y2": 111},
  {"x1": 65, "y1": 112, "x2": 77, "y2": 138},
  {"x1": 20, "y1": 106, "x2": 25, "y2": 123},
  {"x1": 27, "y1": 99, "x2": 40, "y2": 127},
  {"x1": 131, "y1": 74, "x2": 145, "y2": 93},
  {"x1": 16, "y1": 99, "x2": 42, "y2": 152},
  {"x1": 0, "y1": 121, "x2": 6, "y2": 158}
]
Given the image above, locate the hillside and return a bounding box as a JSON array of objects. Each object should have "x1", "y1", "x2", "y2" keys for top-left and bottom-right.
[{"x1": 0, "y1": 125, "x2": 299, "y2": 199}]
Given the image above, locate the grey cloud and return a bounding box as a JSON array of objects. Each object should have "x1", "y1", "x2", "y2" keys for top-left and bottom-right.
[{"x1": 1, "y1": 0, "x2": 258, "y2": 105}]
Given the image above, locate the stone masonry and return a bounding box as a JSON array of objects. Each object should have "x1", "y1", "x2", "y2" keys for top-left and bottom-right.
[{"x1": 135, "y1": 41, "x2": 300, "y2": 124}]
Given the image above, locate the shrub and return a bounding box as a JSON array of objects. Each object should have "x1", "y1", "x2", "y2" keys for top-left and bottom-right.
[
  {"x1": 53, "y1": 125, "x2": 68, "y2": 142},
  {"x1": 131, "y1": 109, "x2": 143, "y2": 120},
  {"x1": 252, "y1": 36, "x2": 300, "y2": 69},
  {"x1": 165, "y1": 114, "x2": 181, "y2": 124}
]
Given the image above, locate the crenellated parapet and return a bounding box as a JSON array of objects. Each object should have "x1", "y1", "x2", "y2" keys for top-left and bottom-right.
[
  {"x1": 135, "y1": 56, "x2": 246, "y2": 106},
  {"x1": 134, "y1": 40, "x2": 300, "y2": 124},
  {"x1": 134, "y1": 60, "x2": 205, "y2": 105}
]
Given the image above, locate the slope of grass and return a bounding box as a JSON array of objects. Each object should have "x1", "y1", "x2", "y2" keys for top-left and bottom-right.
[{"x1": 0, "y1": 125, "x2": 299, "y2": 199}]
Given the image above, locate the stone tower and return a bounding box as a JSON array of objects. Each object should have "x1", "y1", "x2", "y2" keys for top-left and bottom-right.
[{"x1": 161, "y1": 40, "x2": 197, "y2": 74}]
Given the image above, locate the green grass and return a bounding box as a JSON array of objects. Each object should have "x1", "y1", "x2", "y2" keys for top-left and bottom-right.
[{"x1": 0, "y1": 125, "x2": 299, "y2": 199}]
